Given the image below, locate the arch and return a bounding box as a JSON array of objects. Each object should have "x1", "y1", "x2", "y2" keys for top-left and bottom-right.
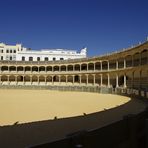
[
  {"x1": 95, "y1": 74, "x2": 100, "y2": 85},
  {"x1": 88, "y1": 63, "x2": 94, "y2": 71},
  {"x1": 47, "y1": 66, "x2": 52, "y2": 72},
  {"x1": 88, "y1": 74, "x2": 94, "y2": 84},
  {"x1": 9, "y1": 75, "x2": 15, "y2": 82},
  {"x1": 25, "y1": 66, "x2": 31, "y2": 72},
  {"x1": 118, "y1": 58, "x2": 124, "y2": 69},
  {"x1": 81, "y1": 63, "x2": 87, "y2": 71},
  {"x1": 1, "y1": 66, "x2": 8, "y2": 71},
  {"x1": 61, "y1": 65, "x2": 66, "y2": 71},
  {"x1": 46, "y1": 75, "x2": 52, "y2": 83},
  {"x1": 60, "y1": 75, "x2": 66, "y2": 82},
  {"x1": 133, "y1": 52, "x2": 140, "y2": 66},
  {"x1": 9, "y1": 66, "x2": 16, "y2": 71},
  {"x1": 53, "y1": 66, "x2": 59, "y2": 71},
  {"x1": 67, "y1": 75, "x2": 73, "y2": 84},
  {"x1": 39, "y1": 66, "x2": 45, "y2": 72},
  {"x1": 39, "y1": 75, "x2": 45, "y2": 82},
  {"x1": 75, "y1": 64, "x2": 80, "y2": 71},
  {"x1": 102, "y1": 74, "x2": 108, "y2": 86},
  {"x1": 17, "y1": 75, "x2": 24, "y2": 82},
  {"x1": 53, "y1": 75, "x2": 59, "y2": 82},
  {"x1": 109, "y1": 60, "x2": 116, "y2": 70},
  {"x1": 32, "y1": 66, "x2": 38, "y2": 72},
  {"x1": 1, "y1": 75, "x2": 8, "y2": 81},
  {"x1": 141, "y1": 49, "x2": 148, "y2": 65},
  {"x1": 67, "y1": 65, "x2": 73, "y2": 71},
  {"x1": 109, "y1": 73, "x2": 116, "y2": 88},
  {"x1": 95, "y1": 62, "x2": 101, "y2": 70},
  {"x1": 32, "y1": 75, "x2": 38, "y2": 82},
  {"x1": 102, "y1": 61, "x2": 108, "y2": 70},
  {"x1": 24, "y1": 75, "x2": 30, "y2": 82},
  {"x1": 125, "y1": 55, "x2": 132, "y2": 67},
  {"x1": 17, "y1": 66, "x2": 24, "y2": 72},
  {"x1": 81, "y1": 74, "x2": 87, "y2": 84}
]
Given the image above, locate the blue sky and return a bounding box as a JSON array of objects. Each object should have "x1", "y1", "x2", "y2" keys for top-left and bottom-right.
[{"x1": 0, "y1": 0, "x2": 148, "y2": 56}]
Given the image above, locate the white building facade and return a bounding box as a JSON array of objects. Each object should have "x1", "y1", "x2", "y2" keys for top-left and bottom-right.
[{"x1": 0, "y1": 43, "x2": 87, "y2": 61}]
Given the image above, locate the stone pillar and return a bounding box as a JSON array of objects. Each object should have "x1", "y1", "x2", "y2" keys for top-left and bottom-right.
[
  {"x1": 94, "y1": 63, "x2": 95, "y2": 71},
  {"x1": 45, "y1": 67, "x2": 47, "y2": 73},
  {"x1": 116, "y1": 74, "x2": 119, "y2": 88},
  {"x1": 72, "y1": 75, "x2": 74, "y2": 85},
  {"x1": 66, "y1": 75, "x2": 68, "y2": 85},
  {"x1": 124, "y1": 59, "x2": 126, "y2": 68},
  {"x1": 15, "y1": 76, "x2": 17, "y2": 85},
  {"x1": 108, "y1": 61, "x2": 109, "y2": 71},
  {"x1": 52, "y1": 76, "x2": 54, "y2": 84},
  {"x1": 124, "y1": 74, "x2": 127, "y2": 88},
  {"x1": 79, "y1": 75, "x2": 81, "y2": 84},
  {"x1": 73, "y1": 65, "x2": 75, "y2": 71},
  {"x1": 100, "y1": 74, "x2": 103, "y2": 86},
  {"x1": 86, "y1": 74, "x2": 88, "y2": 85},
  {"x1": 116, "y1": 60, "x2": 118, "y2": 70},
  {"x1": 8, "y1": 75, "x2": 10, "y2": 85},
  {"x1": 45, "y1": 76, "x2": 47, "y2": 85},
  {"x1": 30, "y1": 76, "x2": 32, "y2": 85},
  {"x1": 100, "y1": 62, "x2": 102, "y2": 71},
  {"x1": 59, "y1": 66, "x2": 61, "y2": 72},
  {"x1": 66, "y1": 66, "x2": 68, "y2": 72},
  {"x1": 38, "y1": 76, "x2": 39, "y2": 85},
  {"x1": 108, "y1": 73, "x2": 110, "y2": 87},
  {"x1": 93, "y1": 74, "x2": 95, "y2": 85},
  {"x1": 59, "y1": 75, "x2": 61, "y2": 85}
]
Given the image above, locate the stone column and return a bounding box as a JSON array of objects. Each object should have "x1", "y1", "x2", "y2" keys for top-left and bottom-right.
[
  {"x1": 72, "y1": 75, "x2": 74, "y2": 85},
  {"x1": 15, "y1": 76, "x2": 17, "y2": 85},
  {"x1": 79, "y1": 75, "x2": 81, "y2": 84},
  {"x1": 66, "y1": 66, "x2": 68, "y2": 72},
  {"x1": 100, "y1": 62, "x2": 102, "y2": 71},
  {"x1": 52, "y1": 76, "x2": 54, "y2": 84},
  {"x1": 124, "y1": 59, "x2": 126, "y2": 68},
  {"x1": 100, "y1": 74, "x2": 103, "y2": 86},
  {"x1": 59, "y1": 66, "x2": 61, "y2": 72},
  {"x1": 38, "y1": 76, "x2": 39, "y2": 85},
  {"x1": 116, "y1": 60, "x2": 118, "y2": 70},
  {"x1": 93, "y1": 74, "x2": 95, "y2": 85},
  {"x1": 108, "y1": 73, "x2": 110, "y2": 87},
  {"x1": 94, "y1": 63, "x2": 95, "y2": 71},
  {"x1": 73, "y1": 65, "x2": 75, "y2": 71},
  {"x1": 66, "y1": 75, "x2": 68, "y2": 85},
  {"x1": 86, "y1": 74, "x2": 88, "y2": 85},
  {"x1": 108, "y1": 61, "x2": 109, "y2": 71},
  {"x1": 116, "y1": 74, "x2": 119, "y2": 88},
  {"x1": 8, "y1": 75, "x2": 10, "y2": 85},
  {"x1": 45, "y1": 76, "x2": 47, "y2": 85},
  {"x1": 59, "y1": 75, "x2": 61, "y2": 85},
  {"x1": 124, "y1": 74, "x2": 127, "y2": 88},
  {"x1": 30, "y1": 76, "x2": 32, "y2": 85}
]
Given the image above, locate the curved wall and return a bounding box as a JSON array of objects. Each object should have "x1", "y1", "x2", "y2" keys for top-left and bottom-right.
[{"x1": 0, "y1": 41, "x2": 147, "y2": 92}]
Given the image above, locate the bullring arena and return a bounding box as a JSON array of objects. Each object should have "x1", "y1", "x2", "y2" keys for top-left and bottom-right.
[{"x1": 0, "y1": 40, "x2": 148, "y2": 148}]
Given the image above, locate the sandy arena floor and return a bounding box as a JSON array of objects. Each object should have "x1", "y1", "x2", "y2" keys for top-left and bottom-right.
[{"x1": 0, "y1": 89, "x2": 131, "y2": 126}]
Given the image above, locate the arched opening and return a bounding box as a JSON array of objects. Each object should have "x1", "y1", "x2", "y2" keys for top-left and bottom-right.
[
  {"x1": 32, "y1": 75, "x2": 38, "y2": 82},
  {"x1": 17, "y1": 66, "x2": 24, "y2": 72},
  {"x1": 67, "y1": 75, "x2": 73, "y2": 84},
  {"x1": 88, "y1": 74, "x2": 94, "y2": 85},
  {"x1": 1, "y1": 66, "x2": 8, "y2": 72},
  {"x1": 67, "y1": 65, "x2": 73, "y2": 71},
  {"x1": 125, "y1": 55, "x2": 132, "y2": 67},
  {"x1": 60, "y1": 75, "x2": 66, "y2": 83},
  {"x1": 95, "y1": 74, "x2": 100, "y2": 85},
  {"x1": 102, "y1": 74, "x2": 108, "y2": 86},
  {"x1": 46, "y1": 76, "x2": 52, "y2": 84},
  {"x1": 118, "y1": 58, "x2": 124, "y2": 69},
  {"x1": 1, "y1": 75, "x2": 8, "y2": 82},
  {"x1": 9, "y1": 75, "x2": 15, "y2": 82},
  {"x1": 75, "y1": 64, "x2": 80, "y2": 71},
  {"x1": 102, "y1": 61, "x2": 108, "y2": 70},
  {"x1": 53, "y1": 75, "x2": 59, "y2": 82},
  {"x1": 141, "y1": 49, "x2": 148, "y2": 65},
  {"x1": 17, "y1": 75, "x2": 24, "y2": 82},
  {"x1": 53, "y1": 66, "x2": 59, "y2": 72},
  {"x1": 81, "y1": 63, "x2": 87, "y2": 71},
  {"x1": 47, "y1": 66, "x2": 52, "y2": 72},
  {"x1": 95, "y1": 62, "x2": 101, "y2": 71},
  {"x1": 9, "y1": 66, "x2": 16, "y2": 71},
  {"x1": 81, "y1": 75, "x2": 87, "y2": 85},
  {"x1": 109, "y1": 60, "x2": 116, "y2": 70},
  {"x1": 25, "y1": 66, "x2": 31, "y2": 72},
  {"x1": 88, "y1": 63, "x2": 94, "y2": 71},
  {"x1": 61, "y1": 65, "x2": 66, "y2": 71},
  {"x1": 32, "y1": 66, "x2": 38, "y2": 72},
  {"x1": 133, "y1": 52, "x2": 140, "y2": 66},
  {"x1": 24, "y1": 75, "x2": 30, "y2": 82},
  {"x1": 39, "y1": 66, "x2": 45, "y2": 72}
]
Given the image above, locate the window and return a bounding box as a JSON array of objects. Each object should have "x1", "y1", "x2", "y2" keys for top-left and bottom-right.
[
  {"x1": 22, "y1": 56, "x2": 25, "y2": 61},
  {"x1": 45, "y1": 57, "x2": 48, "y2": 61},
  {"x1": 6, "y1": 50, "x2": 9, "y2": 53},
  {"x1": 14, "y1": 50, "x2": 16, "y2": 53},
  {"x1": 10, "y1": 56, "x2": 12, "y2": 60},
  {"x1": 29, "y1": 57, "x2": 33, "y2": 61},
  {"x1": 10, "y1": 50, "x2": 12, "y2": 53},
  {"x1": 60, "y1": 58, "x2": 64, "y2": 60},
  {"x1": 1, "y1": 56, "x2": 3, "y2": 60},
  {"x1": 37, "y1": 57, "x2": 40, "y2": 61},
  {"x1": 53, "y1": 57, "x2": 56, "y2": 61}
]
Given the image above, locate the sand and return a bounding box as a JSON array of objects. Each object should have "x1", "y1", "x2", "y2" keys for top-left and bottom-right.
[
  {"x1": 0, "y1": 89, "x2": 130, "y2": 126},
  {"x1": 0, "y1": 89, "x2": 146, "y2": 148}
]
